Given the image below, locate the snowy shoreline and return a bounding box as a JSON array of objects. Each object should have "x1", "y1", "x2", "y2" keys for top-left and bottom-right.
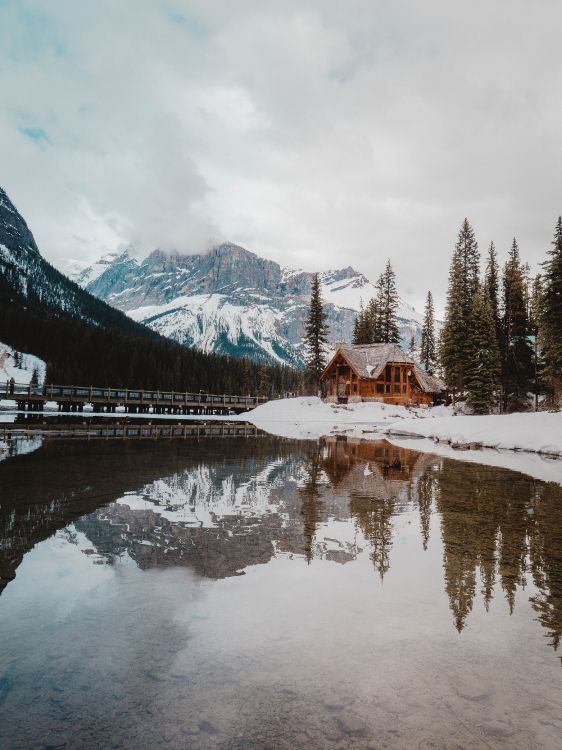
[
  {"x1": 242, "y1": 397, "x2": 562, "y2": 484},
  {"x1": 2, "y1": 395, "x2": 562, "y2": 483}
]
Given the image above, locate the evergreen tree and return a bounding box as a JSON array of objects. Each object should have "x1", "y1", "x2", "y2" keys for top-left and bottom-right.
[
  {"x1": 352, "y1": 308, "x2": 361, "y2": 344},
  {"x1": 241, "y1": 356, "x2": 253, "y2": 394},
  {"x1": 304, "y1": 272, "x2": 330, "y2": 390},
  {"x1": 484, "y1": 241, "x2": 501, "y2": 341},
  {"x1": 529, "y1": 274, "x2": 545, "y2": 410},
  {"x1": 465, "y1": 286, "x2": 501, "y2": 414},
  {"x1": 502, "y1": 239, "x2": 533, "y2": 411},
  {"x1": 376, "y1": 260, "x2": 400, "y2": 344},
  {"x1": 30, "y1": 367, "x2": 39, "y2": 386},
  {"x1": 420, "y1": 290, "x2": 436, "y2": 373},
  {"x1": 440, "y1": 219, "x2": 480, "y2": 400},
  {"x1": 258, "y1": 361, "x2": 270, "y2": 397},
  {"x1": 366, "y1": 297, "x2": 379, "y2": 342},
  {"x1": 408, "y1": 334, "x2": 416, "y2": 356},
  {"x1": 541, "y1": 217, "x2": 562, "y2": 402}
]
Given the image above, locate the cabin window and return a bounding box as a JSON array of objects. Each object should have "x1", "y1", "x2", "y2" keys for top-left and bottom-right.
[
  {"x1": 353, "y1": 383, "x2": 357, "y2": 393},
  {"x1": 394, "y1": 367, "x2": 401, "y2": 381},
  {"x1": 385, "y1": 365, "x2": 391, "y2": 381},
  {"x1": 385, "y1": 384, "x2": 391, "y2": 393},
  {"x1": 376, "y1": 383, "x2": 384, "y2": 393},
  {"x1": 394, "y1": 384, "x2": 400, "y2": 393}
]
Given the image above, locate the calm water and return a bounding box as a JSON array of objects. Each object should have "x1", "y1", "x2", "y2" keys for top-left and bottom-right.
[{"x1": 0, "y1": 431, "x2": 561, "y2": 749}]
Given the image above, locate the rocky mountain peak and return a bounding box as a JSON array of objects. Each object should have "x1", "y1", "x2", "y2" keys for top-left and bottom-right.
[
  {"x1": 0, "y1": 187, "x2": 39, "y2": 257},
  {"x1": 72, "y1": 241, "x2": 431, "y2": 367}
]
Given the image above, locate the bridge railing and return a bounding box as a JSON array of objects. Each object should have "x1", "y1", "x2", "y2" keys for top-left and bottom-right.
[{"x1": 1, "y1": 381, "x2": 270, "y2": 406}]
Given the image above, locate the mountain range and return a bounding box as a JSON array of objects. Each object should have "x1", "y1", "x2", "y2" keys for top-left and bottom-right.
[
  {"x1": 0, "y1": 186, "x2": 296, "y2": 392},
  {"x1": 72, "y1": 245, "x2": 429, "y2": 367}
]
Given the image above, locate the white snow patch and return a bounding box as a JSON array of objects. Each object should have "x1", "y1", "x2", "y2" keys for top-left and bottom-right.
[{"x1": 0, "y1": 341, "x2": 46, "y2": 387}]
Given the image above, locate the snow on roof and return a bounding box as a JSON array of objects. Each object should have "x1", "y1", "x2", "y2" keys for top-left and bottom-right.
[{"x1": 325, "y1": 343, "x2": 445, "y2": 394}]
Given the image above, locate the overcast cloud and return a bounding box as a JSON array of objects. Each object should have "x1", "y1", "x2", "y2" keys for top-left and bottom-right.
[{"x1": 1, "y1": 0, "x2": 561, "y2": 313}]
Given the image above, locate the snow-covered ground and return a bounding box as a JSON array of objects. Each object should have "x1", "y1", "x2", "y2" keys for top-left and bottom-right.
[
  {"x1": 0, "y1": 341, "x2": 46, "y2": 386},
  {"x1": 243, "y1": 397, "x2": 447, "y2": 440},
  {"x1": 242, "y1": 397, "x2": 562, "y2": 484}
]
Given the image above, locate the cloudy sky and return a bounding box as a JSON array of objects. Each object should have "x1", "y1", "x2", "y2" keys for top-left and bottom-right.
[{"x1": 1, "y1": 0, "x2": 561, "y2": 313}]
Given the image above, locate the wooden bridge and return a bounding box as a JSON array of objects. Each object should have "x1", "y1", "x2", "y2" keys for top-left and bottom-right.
[{"x1": 0, "y1": 381, "x2": 269, "y2": 415}]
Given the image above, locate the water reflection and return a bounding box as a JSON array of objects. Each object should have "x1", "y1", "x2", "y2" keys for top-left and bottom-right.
[
  {"x1": 1, "y1": 433, "x2": 561, "y2": 658},
  {"x1": 1, "y1": 433, "x2": 562, "y2": 749}
]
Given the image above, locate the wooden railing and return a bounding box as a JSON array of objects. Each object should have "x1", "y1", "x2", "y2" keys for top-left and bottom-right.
[{"x1": 0, "y1": 381, "x2": 269, "y2": 408}]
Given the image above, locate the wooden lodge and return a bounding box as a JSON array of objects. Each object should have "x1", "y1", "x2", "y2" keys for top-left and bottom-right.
[{"x1": 320, "y1": 343, "x2": 445, "y2": 406}]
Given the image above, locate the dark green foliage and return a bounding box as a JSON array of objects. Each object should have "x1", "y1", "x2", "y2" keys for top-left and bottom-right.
[
  {"x1": 484, "y1": 241, "x2": 501, "y2": 342},
  {"x1": 258, "y1": 362, "x2": 270, "y2": 396},
  {"x1": 420, "y1": 290, "x2": 436, "y2": 373},
  {"x1": 377, "y1": 260, "x2": 400, "y2": 344},
  {"x1": 440, "y1": 218, "x2": 480, "y2": 398},
  {"x1": 304, "y1": 272, "x2": 330, "y2": 389},
  {"x1": 465, "y1": 286, "x2": 501, "y2": 414},
  {"x1": 501, "y1": 239, "x2": 533, "y2": 411},
  {"x1": 529, "y1": 274, "x2": 546, "y2": 408},
  {"x1": 541, "y1": 217, "x2": 562, "y2": 401},
  {"x1": 352, "y1": 260, "x2": 399, "y2": 345},
  {"x1": 353, "y1": 300, "x2": 378, "y2": 344}
]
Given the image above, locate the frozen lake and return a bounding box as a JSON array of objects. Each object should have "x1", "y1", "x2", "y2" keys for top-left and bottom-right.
[{"x1": 0, "y1": 429, "x2": 561, "y2": 749}]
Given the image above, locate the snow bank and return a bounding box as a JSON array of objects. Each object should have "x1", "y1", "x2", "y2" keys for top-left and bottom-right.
[
  {"x1": 244, "y1": 397, "x2": 435, "y2": 440},
  {"x1": 0, "y1": 341, "x2": 46, "y2": 386},
  {"x1": 388, "y1": 411, "x2": 562, "y2": 457}
]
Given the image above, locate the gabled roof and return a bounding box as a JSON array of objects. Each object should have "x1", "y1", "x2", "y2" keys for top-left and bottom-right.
[
  {"x1": 322, "y1": 343, "x2": 445, "y2": 394},
  {"x1": 412, "y1": 365, "x2": 445, "y2": 394}
]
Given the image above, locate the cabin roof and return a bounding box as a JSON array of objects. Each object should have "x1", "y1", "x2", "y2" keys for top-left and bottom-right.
[{"x1": 322, "y1": 343, "x2": 445, "y2": 394}]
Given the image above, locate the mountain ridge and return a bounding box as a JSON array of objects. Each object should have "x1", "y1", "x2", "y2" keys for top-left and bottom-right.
[{"x1": 73, "y1": 243, "x2": 429, "y2": 367}]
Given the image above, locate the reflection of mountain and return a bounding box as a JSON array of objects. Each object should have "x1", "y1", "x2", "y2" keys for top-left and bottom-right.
[
  {"x1": 0, "y1": 436, "x2": 309, "y2": 593},
  {"x1": 1, "y1": 433, "x2": 561, "y2": 658}
]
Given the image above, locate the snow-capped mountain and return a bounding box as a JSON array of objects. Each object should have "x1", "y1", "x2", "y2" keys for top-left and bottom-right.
[{"x1": 73, "y1": 244, "x2": 429, "y2": 367}]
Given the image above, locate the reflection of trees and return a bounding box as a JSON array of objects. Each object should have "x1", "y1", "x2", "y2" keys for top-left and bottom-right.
[
  {"x1": 528, "y1": 483, "x2": 562, "y2": 654},
  {"x1": 299, "y1": 448, "x2": 325, "y2": 563},
  {"x1": 415, "y1": 466, "x2": 437, "y2": 552},
  {"x1": 435, "y1": 460, "x2": 562, "y2": 659},
  {"x1": 319, "y1": 436, "x2": 562, "y2": 658},
  {"x1": 350, "y1": 493, "x2": 395, "y2": 579}
]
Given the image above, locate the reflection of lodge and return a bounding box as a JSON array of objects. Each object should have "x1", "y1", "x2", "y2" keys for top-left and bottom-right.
[
  {"x1": 319, "y1": 437, "x2": 435, "y2": 578},
  {"x1": 321, "y1": 437, "x2": 427, "y2": 489}
]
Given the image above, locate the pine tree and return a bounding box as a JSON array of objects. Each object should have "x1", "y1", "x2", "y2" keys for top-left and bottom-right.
[
  {"x1": 502, "y1": 239, "x2": 533, "y2": 411},
  {"x1": 465, "y1": 286, "x2": 501, "y2": 414},
  {"x1": 304, "y1": 272, "x2": 330, "y2": 390},
  {"x1": 241, "y1": 356, "x2": 253, "y2": 394},
  {"x1": 408, "y1": 334, "x2": 416, "y2": 356},
  {"x1": 258, "y1": 361, "x2": 270, "y2": 397},
  {"x1": 484, "y1": 241, "x2": 501, "y2": 341},
  {"x1": 366, "y1": 297, "x2": 379, "y2": 342},
  {"x1": 30, "y1": 367, "x2": 39, "y2": 386},
  {"x1": 420, "y1": 290, "x2": 436, "y2": 373},
  {"x1": 529, "y1": 274, "x2": 545, "y2": 410},
  {"x1": 541, "y1": 217, "x2": 562, "y2": 402},
  {"x1": 376, "y1": 260, "x2": 400, "y2": 344},
  {"x1": 440, "y1": 219, "x2": 480, "y2": 400}
]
